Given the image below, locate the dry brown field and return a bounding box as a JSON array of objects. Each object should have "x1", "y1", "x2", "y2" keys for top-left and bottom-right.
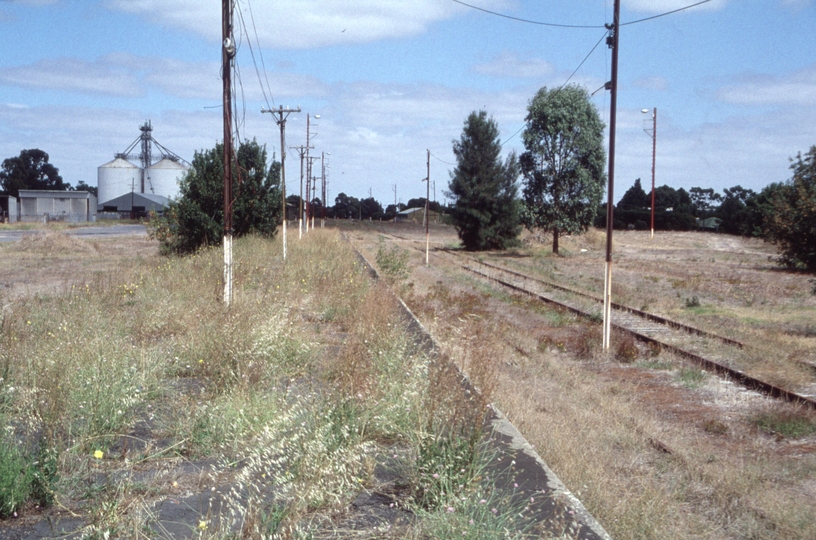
[
  {"x1": 344, "y1": 220, "x2": 816, "y2": 540},
  {"x1": 2, "y1": 222, "x2": 815, "y2": 539}
]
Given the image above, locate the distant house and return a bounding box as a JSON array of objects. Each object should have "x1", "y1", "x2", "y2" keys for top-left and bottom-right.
[
  {"x1": 1, "y1": 195, "x2": 18, "y2": 223},
  {"x1": 696, "y1": 217, "x2": 722, "y2": 231},
  {"x1": 17, "y1": 190, "x2": 97, "y2": 223},
  {"x1": 395, "y1": 207, "x2": 440, "y2": 224}
]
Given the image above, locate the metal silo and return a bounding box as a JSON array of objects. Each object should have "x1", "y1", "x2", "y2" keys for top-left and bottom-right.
[
  {"x1": 98, "y1": 157, "x2": 141, "y2": 207},
  {"x1": 145, "y1": 158, "x2": 188, "y2": 200}
]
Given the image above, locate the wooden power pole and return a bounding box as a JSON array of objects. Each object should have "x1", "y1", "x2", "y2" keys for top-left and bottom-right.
[
  {"x1": 262, "y1": 105, "x2": 301, "y2": 261},
  {"x1": 603, "y1": 0, "x2": 621, "y2": 350},
  {"x1": 222, "y1": 0, "x2": 235, "y2": 306}
]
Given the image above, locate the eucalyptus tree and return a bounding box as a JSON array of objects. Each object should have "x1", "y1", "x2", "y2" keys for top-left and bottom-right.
[{"x1": 520, "y1": 85, "x2": 606, "y2": 254}]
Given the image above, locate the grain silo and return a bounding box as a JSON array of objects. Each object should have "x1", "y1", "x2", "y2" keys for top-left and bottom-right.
[
  {"x1": 98, "y1": 157, "x2": 140, "y2": 207},
  {"x1": 146, "y1": 157, "x2": 188, "y2": 200},
  {"x1": 97, "y1": 121, "x2": 189, "y2": 210}
]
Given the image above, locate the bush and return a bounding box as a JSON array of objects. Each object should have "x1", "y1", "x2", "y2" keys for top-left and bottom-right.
[
  {"x1": 764, "y1": 146, "x2": 816, "y2": 271},
  {"x1": 615, "y1": 333, "x2": 639, "y2": 363},
  {"x1": 148, "y1": 139, "x2": 281, "y2": 255},
  {"x1": 0, "y1": 437, "x2": 33, "y2": 518},
  {"x1": 375, "y1": 239, "x2": 410, "y2": 282}
]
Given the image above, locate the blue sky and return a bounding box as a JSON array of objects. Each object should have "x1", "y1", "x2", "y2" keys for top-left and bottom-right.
[{"x1": 1, "y1": 0, "x2": 814, "y2": 207}]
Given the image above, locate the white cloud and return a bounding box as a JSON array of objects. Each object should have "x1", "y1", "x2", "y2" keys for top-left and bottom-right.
[
  {"x1": 633, "y1": 76, "x2": 669, "y2": 91},
  {"x1": 473, "y1": 51, "x2": 555, "y2": 79},
  {"x1": 623, "y1": 0, "x2": 727, "y2": 14},
  {"x1": 715, "y1": 64, "x2": 816, "y2": 106},
  {"x1": 0, "y1": 53, "x2": 330, "y2": 102},
  {"x1": 612, "y1": 105, "x2": 816, "y2": 200},
  {"x1": 104, "y1": 0, "x2": 510, "y2": 49},
  {"x1": 0, "y1": 57, "x2": 143, "y2": 96}
]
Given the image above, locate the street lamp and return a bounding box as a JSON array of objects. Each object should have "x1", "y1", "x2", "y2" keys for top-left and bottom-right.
[{"x1": 641, "y1": 107, "x2": 657, "y2": 240}]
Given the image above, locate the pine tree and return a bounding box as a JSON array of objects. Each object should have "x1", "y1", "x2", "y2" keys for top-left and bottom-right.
[{"x1": 447, "y1": 111, "x2": 520, "y2": 251}]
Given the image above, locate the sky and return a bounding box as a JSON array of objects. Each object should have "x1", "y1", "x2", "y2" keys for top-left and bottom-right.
[{"x1": 1, "y1": 0, "x2": 815, "y2": 208}]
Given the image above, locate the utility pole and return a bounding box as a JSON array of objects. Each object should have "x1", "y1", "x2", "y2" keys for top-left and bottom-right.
[
  {"x1": 392, "y1": 184, "x2": 398, "y2": 223},
  {"x1": 262, "y1": 105, "x2": 301, "y2": 261},
  {"x1": 602, "y1": 0, "x2": 621, "y2": 351},
  {"x1": 307, "y1": 156, "x2": 319, "y2": 230},
  {"x1": 311, "y1": 175, "x2": 317, "y2": 229},
  {"x1": 222, "y1": 0, "x2": 235, "y2": 306},
  {"x1": 642, "y1": 107, "x2": 657, "y2": 240},
  {"x1": 305, "y1": 114, "x2": 320, "y2": 233},
  {"x1": 321, "y1": 152, "x2": 326, "y2": 228},
  {"x1": 424, "y1": 149, "x2": 430, "y2": 266},
  {"x1": 290, "y1": 145, "x2": 308, "y2": 239}
]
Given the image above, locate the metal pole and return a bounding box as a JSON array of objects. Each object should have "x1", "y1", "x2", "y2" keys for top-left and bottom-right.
[
  {"x1": 262, "y1": 106, "x2": 300, "y2": 260},
  {"x1": 603, "y1": 0, "x2": 621, "y2": 350},
  {"x1": 651, "y1": 107, "x2": 657, "y2": 240},
  {"x1": 222, "y1": 0, "x2": 234, "y2": 306},
  {"x1": 425, "y1": 149, "x2": 430, "y2": 266},
  {"x1": 305, "y1": 115, "x2": 311, "y2": 233},
  {"x1": 297, "y1": 146, "x2": 304, "y2": 239},
  {"x1": 280, "y1": 111, "x2": 287, "y2": 259}
]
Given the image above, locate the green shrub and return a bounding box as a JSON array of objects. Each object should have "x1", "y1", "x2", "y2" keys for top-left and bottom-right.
[
  {"x1": 376, "y1": 239, "x2": 410, "y2": 282},
  {"x1": 0, "y1": 437, "x2": 33, "y2": 518},
  {"x1": 753, "y1": 410, "x2": 816, "y2": 439}
]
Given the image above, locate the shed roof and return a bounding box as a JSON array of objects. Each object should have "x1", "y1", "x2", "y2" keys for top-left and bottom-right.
[{"x1": 100, "y1": 192, "x2": 170, "y2": 212}]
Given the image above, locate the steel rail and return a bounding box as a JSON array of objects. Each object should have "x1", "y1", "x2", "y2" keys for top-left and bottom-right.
[
  {"x1": 470, "y1": 257, "x2": 745, "y2": 349},
  {"x1": 462, "y1": 262, "x2": 816, "y2": 410}
]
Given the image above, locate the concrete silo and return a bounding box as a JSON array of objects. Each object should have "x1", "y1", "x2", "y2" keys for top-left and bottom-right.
[
  {"x1": 98, "y1": 121, "x2": 189, "y2": 211},
  {"x1": 98, "y1": 157, "x2": 140, "y2": 207},
  {"x1": 146, "y1": 158, "x2": 187, "y2": 201}
]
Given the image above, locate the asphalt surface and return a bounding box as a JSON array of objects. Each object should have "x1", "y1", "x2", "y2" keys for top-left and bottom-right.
[{"x1": 0, "y1": 224, "x2": 147, "y2": 243}]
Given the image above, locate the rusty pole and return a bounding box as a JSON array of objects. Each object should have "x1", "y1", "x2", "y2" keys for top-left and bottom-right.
[{"x1": 603, "y1": 0, "x2": 621, "y2": 350}]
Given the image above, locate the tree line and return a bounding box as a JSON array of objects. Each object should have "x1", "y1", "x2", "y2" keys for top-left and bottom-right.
[
  {"x1": 444, "y1": 84, "x2": 816, "y2": 274},
  {"x1": 0, "y1": 149, "x2": 97, "y2": 197},
  {"x1": 4, "y1": 86, "x2": 816, "y2": 273}
]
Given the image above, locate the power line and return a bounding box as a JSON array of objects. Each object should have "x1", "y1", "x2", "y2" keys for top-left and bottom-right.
[
  {"x1": 429, "y1": 152, "x2": 456, "y2": 166},
  {"x1": 236, "y1": 0, "x2": 274, "y2": 109},
  {"x1": 451, "y1": 0, "x2": 713, "y2": 28},
  {"x1": 621, "y1": 0, "x2": 714, "y2": 26},
  {"x1": 559, "y1": 30, "x2": 607, "y2": 89},
  {"x1": 451, "y1": 0, "x2": 602, "y2": 28},
  {"x1": 500, "y1": 30, "x2": 607, "y2": 148},
  {"x1": 246, "y1": 0, "x2": 275, "y2": 106}
]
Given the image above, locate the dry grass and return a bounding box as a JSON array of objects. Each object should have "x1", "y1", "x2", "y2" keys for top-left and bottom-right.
[
  {"x1": 346, "y1": 222, "x2": 816, "y2": 540},
  {"x1": 0, "y1": 227, "x2": 533, "y2": 538}
]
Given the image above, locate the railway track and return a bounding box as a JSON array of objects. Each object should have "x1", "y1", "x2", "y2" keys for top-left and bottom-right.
[
  {"x1": 454, "y1": 255, "x2": 816, "y2": 409},
  {"x1": 357, "y1": 231, "x2": 816, "y2": 409}
]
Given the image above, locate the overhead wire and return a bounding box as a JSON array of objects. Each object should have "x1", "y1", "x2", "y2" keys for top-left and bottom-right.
[
  {"x1": 621, "y1": 0, "x2": 714, "y2": 25},
  {"x1": 451, "y1": 0, "x2": 714, "y2": 28},
  {"x1": 429, "y1": 152, "x2": 456, "y2": 166},
  {"x1": 245, "y1": 0, "x2": 276, "y2": 106},
  {"x1": 236, "y1": 0, "x2": 274, "y2": 110},
  {"x1": 450, "y1": 0, "x2": 602, "y2": 28},
  {"x1": 499, "y1": 29, "x2": 608, "y2": 148},
  {"x1": 494, "y1": 0, "x2": 712, "y2": 148}
]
